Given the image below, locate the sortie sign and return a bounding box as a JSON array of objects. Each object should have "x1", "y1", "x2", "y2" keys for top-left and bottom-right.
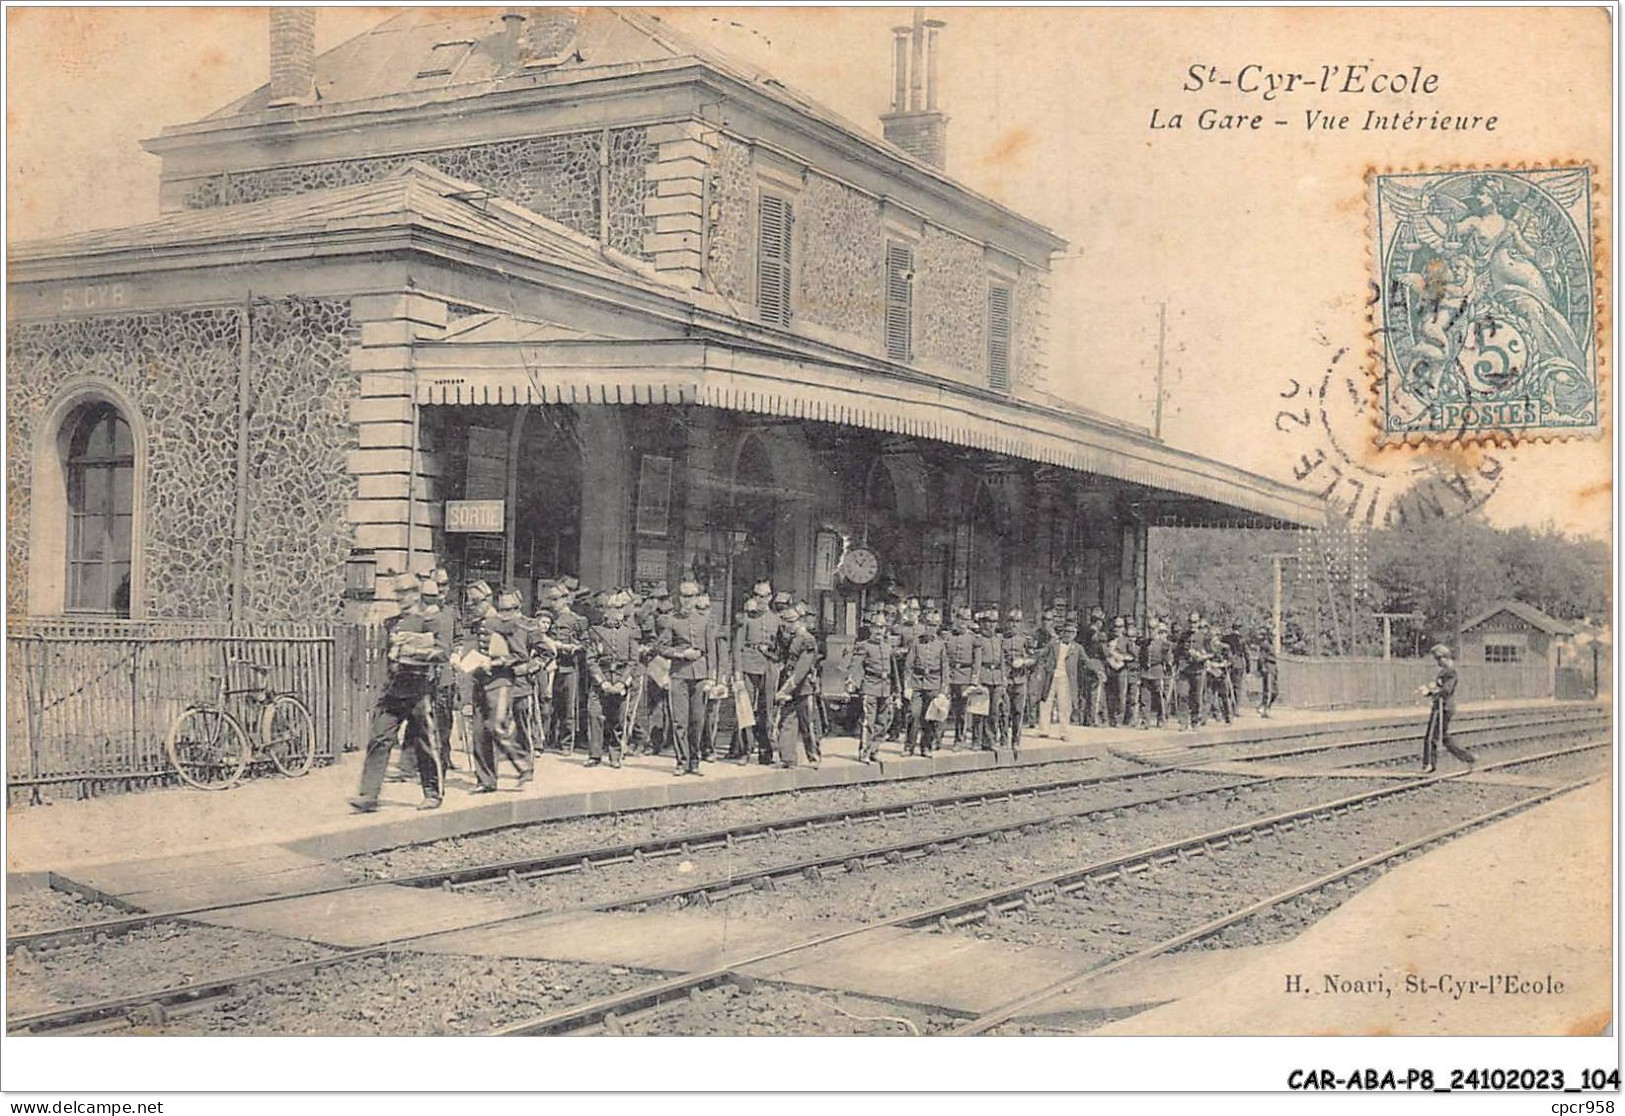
[{"x1": 445, "y1": 499, "x2": 505, "y2": 534}]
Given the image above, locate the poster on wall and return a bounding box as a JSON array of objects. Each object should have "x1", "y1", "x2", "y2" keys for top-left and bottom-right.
[
  {"x1": 634, "y1": 545, "x2": 668, "y2": 591},
  {"x1": 636, "y1": 455, "x2": 672, "y2": 538},
  {"x1": 813, "y1": 530, "x2": 839, "y2": 591}
]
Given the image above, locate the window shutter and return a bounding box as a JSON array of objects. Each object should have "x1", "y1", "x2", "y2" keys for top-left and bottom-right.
[
  {"x1": 987, "y1": 283, "x2": 1012, "y2": 391},
  {"x1": 757, "y1": 193, "x2": 794, "y2": 327},
  {"x1": 885, "y1": 241, "x2": 914, "y2": 362}
]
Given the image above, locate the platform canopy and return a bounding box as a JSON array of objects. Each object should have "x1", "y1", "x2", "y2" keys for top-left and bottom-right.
[{"x1": 413, "y1": 320, "x2": 1327, "y2": 529}]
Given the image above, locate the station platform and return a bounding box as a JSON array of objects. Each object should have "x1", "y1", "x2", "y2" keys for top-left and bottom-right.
[{"x1": 3, "y1": 698, "x2": 1588, "y2": 886}]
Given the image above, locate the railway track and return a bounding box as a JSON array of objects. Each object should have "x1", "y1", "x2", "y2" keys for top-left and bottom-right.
[
  {"x1": 492, "y1": 744, "x2": 1609, "y2": 1037},
  {"x1": 9, "y1": 708, "x2": 1600, "y2": 961},
  {"x1": 8, "y1": 724, "x2": 1606, "y2": 1036}
]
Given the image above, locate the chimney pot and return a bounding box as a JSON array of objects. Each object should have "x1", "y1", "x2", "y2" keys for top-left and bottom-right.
[
  {"x1": 267, "y1": 8, "x2": 316, "y2": 108},
  {"x1": 881, "y1": 11, "x2": 948, "y2": 169}
]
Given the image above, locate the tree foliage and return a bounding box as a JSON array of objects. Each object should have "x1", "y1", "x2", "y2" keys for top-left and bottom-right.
[{"x1": 1148, "y1": 518, "x2": 1609, "y2": 657}]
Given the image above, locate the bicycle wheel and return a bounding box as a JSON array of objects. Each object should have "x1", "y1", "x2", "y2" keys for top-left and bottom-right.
[
  {"x1": 262, "y1": 694, "x2": 316, "y2": 777},
  {"x1": 167, "y1": 706, "x2": 250, "y2": 790}
]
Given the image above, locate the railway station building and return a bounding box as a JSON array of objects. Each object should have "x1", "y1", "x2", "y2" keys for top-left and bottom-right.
[{"x1": 7, "y1": 7, "x2": 1322, "y2": 645}]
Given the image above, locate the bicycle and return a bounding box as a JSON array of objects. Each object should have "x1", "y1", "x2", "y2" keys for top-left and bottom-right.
[{"x1": 165, "y1": 655, "x2": 316, "y2": 790}]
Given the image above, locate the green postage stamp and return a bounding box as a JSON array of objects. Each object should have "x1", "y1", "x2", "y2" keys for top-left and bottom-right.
[{"x1": 1369, "y1": 166, "x2": 1600, "y2": 443}]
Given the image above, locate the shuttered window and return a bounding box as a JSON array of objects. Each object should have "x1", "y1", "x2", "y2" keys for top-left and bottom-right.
[
  {"x1": 757, "y1": 192, "x2": 794, "y2": 327},
  {"x1": 987, "y1": 282, "x2": 1012, "y2": 391},
  {"x1": 884, "y1": 240, "x2": 914, "y2": 362}
]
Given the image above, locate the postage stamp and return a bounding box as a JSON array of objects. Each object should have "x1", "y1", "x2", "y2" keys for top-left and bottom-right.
[{"x1": 1369, "y1": 165, "x2": 1599, "y2": 443}]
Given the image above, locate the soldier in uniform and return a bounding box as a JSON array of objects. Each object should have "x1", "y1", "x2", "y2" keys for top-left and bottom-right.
[
  {"x1": 1002, "y1": 608, "x2": 1036, "y2": 757},
  {"x1": 1221, "y1": 620, "x2": 1250, "y2": 719},
  {"x1": 496, "y1": 590, "x2": 541, "y2": 757},
  {"x1": 658, "y1": 580, "x2": 713, "y2": 776},
  {"x1": 904, "y1": 605, "x2": 947, "y2": 755},
  {"x1": 1420, "y1": 643, "x2": 1474, "y2": 772},
  {"x1": 690, "y1": 592, "x2": 730, "y2": 761},
  {"x1": 846, "y1": 608, "x2": 895, "y2": 763},
  {"x1": 1205, "y1": 623, "x2": 1234, "y2": 724},
  {"x1": 943, "y1": 606, "x2": 981, "y2": 749},
  {"x1": 1104, "y1": 616, "x2": 1132, "y2": 726},
  {"x1": 585, "y1": 594, "x2": 640, "y2": 769},
  {"x1": 351, "y1": 574, "x2": 446, "y2": 812},
  {"x1": 1254, "y1": 625, "x2": 1279, "y2": 717},
  {"x1": 732, "y1": 584, "x2": 780, "y2": 765},
  {"x1": 1080, "y1": 610, "x2": 1109, "y2": 727},
  {"x1": 545, "y1": 585, "x2": 590, "y2": 754},
  {"x1": 974, "y1": 609, "x2": 1007, "y2": 751},
  {"x1": 428, "y1": 571, "x2": 459, "y2": 771},
  {"x1": 891, "y1": 598, "x2": 924, "y2": 746},
  {"x1": 526, "y1": 608, "x2": 560, "y2": 754},
  {"x1": 1140, "y1": 618, "x2": 1174, "y2": 729},
  {"x1": 631, "y1": 585, "x2": 672, "y2": 756},
  {"x1": 459, "y1": 581, "x2": 533, "y2": 792},
  {"x1": 1177, "y1": 613, "x2": 1210, "y2": 730},
  {"x1": 774, "y1": 604, "x2": 822, "y2": 768}
]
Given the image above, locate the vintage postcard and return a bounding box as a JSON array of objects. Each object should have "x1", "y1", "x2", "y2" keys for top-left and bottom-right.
[{"x1": 2, "y1": 3, "x2": 1615, "y2": 1102}]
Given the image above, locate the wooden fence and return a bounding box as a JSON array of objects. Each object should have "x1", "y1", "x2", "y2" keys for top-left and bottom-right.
[
  {"x1": 1276, "y1": 655, "x2": 1553, "y2": 711},
  {"x1": 6, "y1": 616, "x2": 386, "y2": 800}
]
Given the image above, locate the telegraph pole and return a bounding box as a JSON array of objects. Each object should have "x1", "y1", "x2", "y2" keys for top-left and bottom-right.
[{"x1": 1263, "y1": 552, "x2": 1300, "y2": 656}]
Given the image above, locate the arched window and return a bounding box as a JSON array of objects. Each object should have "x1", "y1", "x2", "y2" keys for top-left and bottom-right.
[{"x1": 63, "y1": 403, "x2": 134, "y2": 616}]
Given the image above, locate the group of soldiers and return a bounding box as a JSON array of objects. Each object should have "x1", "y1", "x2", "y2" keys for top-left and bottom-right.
[
  {"x1": 843, "y1": 600, "x2": 1283, "y2": 764},
  {"x1": 350, "y1": 571, "x2": 832, "y2": 811},
  {"x1": 348, "y1": 565, "x2": 1285, "y2": 813}
]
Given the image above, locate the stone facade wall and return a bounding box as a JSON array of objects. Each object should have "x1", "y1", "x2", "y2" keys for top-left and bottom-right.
[
  {"x1": 706, "y1": 136, "x2": 755, "y2": 305},
  {"x1": 6, "y1": 298, "x2": 358, "y2": 620},
  {"x1": 915, "y1": 224, "x2": 986, "y2": 376},
  {"x1": 1012, "y1": 265, "x2": 1049, "y2": 389},
  {"x1": 796, "y1": 174, "x2": 885, "y2": 340},
  {"x1": 183, "y1": 128, "x2": 656, "y2": 258},
  {"x1": 242, "y1": 298, "x2": 361, "y2": 620}
]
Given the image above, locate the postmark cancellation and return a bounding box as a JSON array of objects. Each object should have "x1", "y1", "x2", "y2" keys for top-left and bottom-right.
[{"x1": 1369, "y1": 165, "x2": 1601, "y2": 445}]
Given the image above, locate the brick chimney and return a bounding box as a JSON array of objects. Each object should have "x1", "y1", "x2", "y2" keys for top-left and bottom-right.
[
  {"x1": 267, "y1": 8, "x2": 316, "y2": 107},
  {"x1": 880, "y1": 10, "x2": 947, "y2": 169},
  {"x1": 525, "y1": 6, "x2": 580, "y2": 60}
]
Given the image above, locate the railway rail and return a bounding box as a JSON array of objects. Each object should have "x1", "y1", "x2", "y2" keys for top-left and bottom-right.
[
  {"x1": 492, "y1": 744, "x2": 1608, "y2": 1037},
  {"x1": 8, "y1": 722, "x2": 1606, "y2": 1037},
  {"x1": 9, "y1": 708, "x2": 1601, "y2": 959}
]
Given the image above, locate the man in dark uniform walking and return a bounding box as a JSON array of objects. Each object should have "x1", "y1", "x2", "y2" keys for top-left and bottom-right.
[
  {"x1": 774, "y1": 603, "x2": 822, "y2": 768},
  {"x1": 459, "y1": 581, "x2": 533, "y2": 792},
  {"x1": 1421, "y1": 643, "x2": 1475, "y2": 771},
  {"x1": 351, "y1": 574, "x2": 446, "y2": 812}
]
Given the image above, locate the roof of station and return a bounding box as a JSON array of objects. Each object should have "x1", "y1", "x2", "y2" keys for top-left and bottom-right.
[{"x1": 10, "y1": 165, "x2": 1322, "y2": 530}]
